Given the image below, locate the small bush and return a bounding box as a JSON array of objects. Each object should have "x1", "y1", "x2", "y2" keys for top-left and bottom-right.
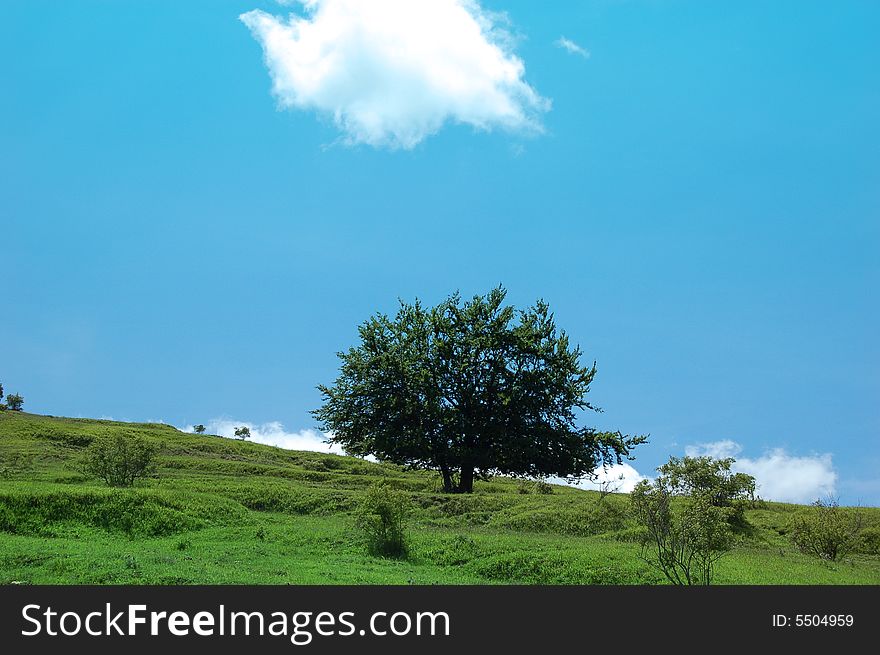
[
  {"x1": 79, "y1": 434, "x2": 157, "y2": 487},
  {"x1": 856, "y1": 526, "x2": 880, "y2": 555},
  {"x1": 789, "y1": 498, "x2": 863, "y2": 561},
  {"x1": 630, "y1": 477, "x2": 734, "y2": 585},
  {"x1": 355, "y1": 481, "x2": 410, "y2": 558}
]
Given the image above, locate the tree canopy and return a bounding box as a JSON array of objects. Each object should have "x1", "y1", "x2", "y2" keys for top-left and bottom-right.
[
  {"x1": 658, "y1": 456, "x2": 756, "y2": 507},
  {"x1": 313, "y1": 287, "x2": 645, "y2": 493},
  {"x1": 5, "y1": 393, "x2": 23, "y2": 411}
]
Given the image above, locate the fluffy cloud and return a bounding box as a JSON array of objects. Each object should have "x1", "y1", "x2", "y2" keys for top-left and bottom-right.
[
  {"x1": 685, "y1": 441, "x2": 838, "y2": 504},
  {"x1": 555, "y1": 462, "x2": 646, "y2": 494},
  {"x1": 555, "y1": 36, "x2": 589, "y2": 58},
  {"x1": 240, "y1": 0, "x2": 549, "y2": 148},
  {"x1": 685, "y1": 439, "x2": 740, "y2": 460},
  {"x1": 181, "y1": 419, "x2": 345, "y2": 454}
]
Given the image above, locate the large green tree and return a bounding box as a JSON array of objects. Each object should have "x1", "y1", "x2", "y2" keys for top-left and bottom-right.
[{"x1": 313, "y1": 287, "x2": 645, "y2": 493}]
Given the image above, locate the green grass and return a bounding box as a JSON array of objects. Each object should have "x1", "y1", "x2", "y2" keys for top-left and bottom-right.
[{"x1": 1, "y1": 411, "x2": 878, "y2": 584}]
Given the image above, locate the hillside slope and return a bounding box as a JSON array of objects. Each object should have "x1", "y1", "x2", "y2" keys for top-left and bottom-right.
[{"x1": 1, "y1": 412, "x2": 878, "y2": 584}]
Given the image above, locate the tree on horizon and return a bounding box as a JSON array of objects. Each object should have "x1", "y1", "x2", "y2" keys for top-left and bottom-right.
[{"x1": 314, "y1": 286, "x2": 645, "y2": 493}]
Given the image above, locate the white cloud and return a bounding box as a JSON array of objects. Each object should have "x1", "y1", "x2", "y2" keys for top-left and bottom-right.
[
  {"x1": 555, "y1": 36, "x2": 590, "y2": 59},
  {"x1": 685, "y1": 439, "x2": 741, "y2": 460},
  {"x1": 555, "y1": 462, "x2": 646, "y2": 494},
  {"x1": 240, "y1": 0, "x2": 549, "y2": 149},
  {"x1": 686, "y1": 440, "x2": 838, "y2": 504},
  {"x1": 181, "y1": 418, "x2": 345, "y2": 455}
]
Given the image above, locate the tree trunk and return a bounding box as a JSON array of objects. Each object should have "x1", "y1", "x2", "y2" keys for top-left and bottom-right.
[
  {"x1": 458, "y1": 465, "x2": 474, "y2": 494},
  {"x1": 440, "y1": 465, "x2": 454, "y2": 494}
]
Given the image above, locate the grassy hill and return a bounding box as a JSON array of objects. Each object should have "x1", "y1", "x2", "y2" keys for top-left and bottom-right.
[{"x1": 1, "y1": 411, "x2": 878, "y2": 584}]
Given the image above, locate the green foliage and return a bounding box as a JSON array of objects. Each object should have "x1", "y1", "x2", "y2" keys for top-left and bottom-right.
[
  {"x1": 5, "y1": 393, "x2": 23, "y2": 411},
  {"x1": 630, "y1": 464, "x2": 736, "y2": 585},
  {"x1": 0, "y1": 486, "x2": 244, "y2": 538},
  {"x1": 467, "y1": 547, "x2": 657, "y2": 585},
  {"x1": 658, "y1": 456, "x2": 755, "y2": 525},
  {"x1": 234, "y1": 426, "x2": 251, "y2": 440},
  {"x1": 314, "y1": 286, "x2": 645, "y2": 493},
  {"x1": 356, "y1": 481, "x2": 409, "y2": 558},
  {"x1": 193, "y1": 425, "x2": 206, "y2": 434},
  {"x1": 0, "y1": 412, "x2": 879, "y2": 585},
  {"x1": 856, "y1": 526, "x2": 880, "y2": 555},
  {"x1": 789, "y1": 498, "x2": 864, "y2": 561},
  {"x1": 79, "y1": 434, "x2": 157, "y2": 487},
  {"x1": 229, "y1": 484, "x2": 355, "y2": 515},
  {"x1": 490, "y1": 499, "x2": 629, "y2": 537}
]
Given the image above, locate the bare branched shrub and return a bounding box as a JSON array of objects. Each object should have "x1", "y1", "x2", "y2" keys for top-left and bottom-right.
[{"x1": 789, "y1": 497, "x2": 863, "y2": 561}]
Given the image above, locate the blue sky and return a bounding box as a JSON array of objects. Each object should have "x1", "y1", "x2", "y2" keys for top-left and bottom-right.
[{"x1": 2, "y1": 0, "x2": 878, "y2": 504}]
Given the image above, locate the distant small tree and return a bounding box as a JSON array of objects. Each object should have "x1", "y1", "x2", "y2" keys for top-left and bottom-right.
[
  {"x1": 80, "y1": 435, "x2": 157, "y2": 487},
  {"x1": 5, "y1": 393, "x2": 24, "y2": 412},
  {"x1": 630, "y1": 456, "x2": 742, "y2": 585},
  {"x1": 193, "y1": 424, "x2": 206, "y2": 434},
  {"x1": 0, "y1": 381, "x2": 4, "y2": 401},
  {"x1": 234, "y1": 426, "x2": 251, "y2": 440},
  {"x1": 790, "y1": 497, "x2": 863, "y2": 561}
]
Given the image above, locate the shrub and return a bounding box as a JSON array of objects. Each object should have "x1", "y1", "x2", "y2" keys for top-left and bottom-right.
[
  {"x1": 355, "y1": 481, "x2": 409, "y2": 558},
  {"x1": 234, "y1": 426, "x2": 251, "y2": 440},
  {"x1": 856, "y1": 526, "x2": 880, "y2": 555},
  {"x1": 79, "y1": 434, "x2": 157, "y2": 487},
  {"x1": 789, "y1": 498, "x2": 863, "y2": 561},
  {"x1": 630, "y1": 476, "x2": 734, "y2": 585}
]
